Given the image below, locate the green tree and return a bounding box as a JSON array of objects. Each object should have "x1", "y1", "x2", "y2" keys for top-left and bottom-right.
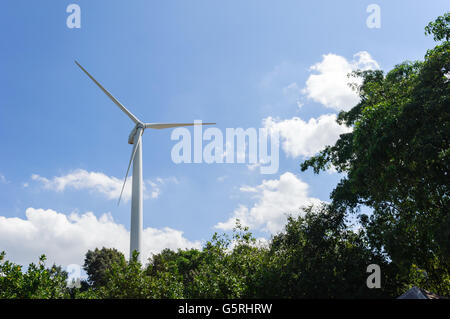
[
  {"x1": 301, "y1": 14, "x2": 450, "y2": 295},
  {"x1": 83, "y1": 247, "x2": 125, "y2": 288},
  {"x1": 424, "y1": 12, "x2": 450, "y2": 41},
  {"x1": 0, "y1": 252, "x2": 69, "y2": 299},
  {"x1": 146, "y1": 248, "x2": 204, "y2": 297},
  {"x1": 258, "y1": 205, "x2": 392, "y2": 298},
  {"x1": 188, "y1": 222, "x2": 267, "y2": 298},
  {"x1": 97, "y1": 251, "x2": 183, "y2": 299},
  {"x1": 189, "y1": 232, "x2": 247, "y2": 298}
]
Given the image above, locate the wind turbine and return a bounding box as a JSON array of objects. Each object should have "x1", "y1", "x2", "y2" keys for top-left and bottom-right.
[{"x1": 75, "y1": 61, "x2": 215, "y2": 262}]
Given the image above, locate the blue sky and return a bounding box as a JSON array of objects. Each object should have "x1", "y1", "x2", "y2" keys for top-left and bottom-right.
[{"x1": 0, "y1": 0, "x2": 448, "y2": 266}]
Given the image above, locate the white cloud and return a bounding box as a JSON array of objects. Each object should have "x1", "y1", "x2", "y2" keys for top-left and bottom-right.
[
  {"x1": 263, "y1": 114, "x2": 352, "y2": 158},
  {"x1": 282, "y1": 82, "x2": 303, "y2": 108},
  {"x1": 0, "y1": 174, "x2": 8, "y2": 184},
  {"x1": 31, "y1": 169, "x2": 177, "y2": 202},
  {"x1": 146, "y1": 177, "x2": 179, "y2": 199},
  {"x1": 259, "y1": 61, "x2": 306, "y2": 110},
  {"x1": 302, "y1": 51, "x2": 380, "y2": 111},
  {"x1": 0, "y1": 208, "x2": 200, "y2": 266},
  {"x1": 215, "y1": 172, "x2": 321, "y2": 234}
]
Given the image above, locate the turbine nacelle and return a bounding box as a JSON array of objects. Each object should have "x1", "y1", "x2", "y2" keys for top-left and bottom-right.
[{"x1": 128, "y1": 124, "x2": 144, "y2": 144}]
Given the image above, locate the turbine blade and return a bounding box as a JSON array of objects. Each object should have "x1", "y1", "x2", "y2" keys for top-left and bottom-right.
[
  {"x1": 117, "y1": 131, "x2": 142, "y2": 206},
  {"x1": 144, "y1": 122, "x2": 216, "y2": 129},
  {"x1": 75, "y1": 61, "x2": 142, "y2": 125}
]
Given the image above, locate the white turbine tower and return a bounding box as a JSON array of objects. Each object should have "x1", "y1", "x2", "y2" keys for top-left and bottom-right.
[{"x1": 75, "y1": 61, "x2": 215, "y2": 262}]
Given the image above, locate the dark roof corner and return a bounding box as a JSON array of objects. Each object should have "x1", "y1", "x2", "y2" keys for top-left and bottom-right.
[{"x1": 397, "y1": 286, "x2": 445, "y2": 299}]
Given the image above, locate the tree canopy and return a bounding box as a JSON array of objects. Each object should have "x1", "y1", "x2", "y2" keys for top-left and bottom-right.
[{"x1": 301, "y1": 13, "x2": 449, "y2": 295}]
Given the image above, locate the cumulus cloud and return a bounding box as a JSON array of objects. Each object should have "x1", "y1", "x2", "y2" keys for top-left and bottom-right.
[
  {"x1": 31, "y1": 169, "x2": 177, "y2": 202},
  {"x1": 146, "y1": 177, "x2": 179, "y2": 199},
  {"x1": 0, "y1": 208, "x2": 200, "y2": 266},
  {"x1": 263, "y1": 114, "x2": 352, "y2": 158},
  {"x1": 302, "y1": 51, "x2": 380, "y2": 111},
  {"x1": 215, "y1": 172, "x2": 321, "y2": 234}
]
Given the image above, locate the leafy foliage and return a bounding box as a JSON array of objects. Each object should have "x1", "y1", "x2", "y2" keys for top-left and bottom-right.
[
  {"x1": 83, "y1": 247, "x2": 125, "y2": 287},
  {"x1": 188, "y1": 223, "x2": 267, "y2": 298},
  {"x1": 258, "y1": 205, "x2": 394, "y2": 298},
  {"x1": 425, "y1": 12, "x2": 449, "y2": 41},
  {"x1": 301, "y1": 13, "x2": 450, "y2": 295},
  {"x1": 0, "y1": 252, "x2": 69, "y2": 298},
  {"x1": 95, "y1": 251, "x2": 184, "y2": 299}
]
